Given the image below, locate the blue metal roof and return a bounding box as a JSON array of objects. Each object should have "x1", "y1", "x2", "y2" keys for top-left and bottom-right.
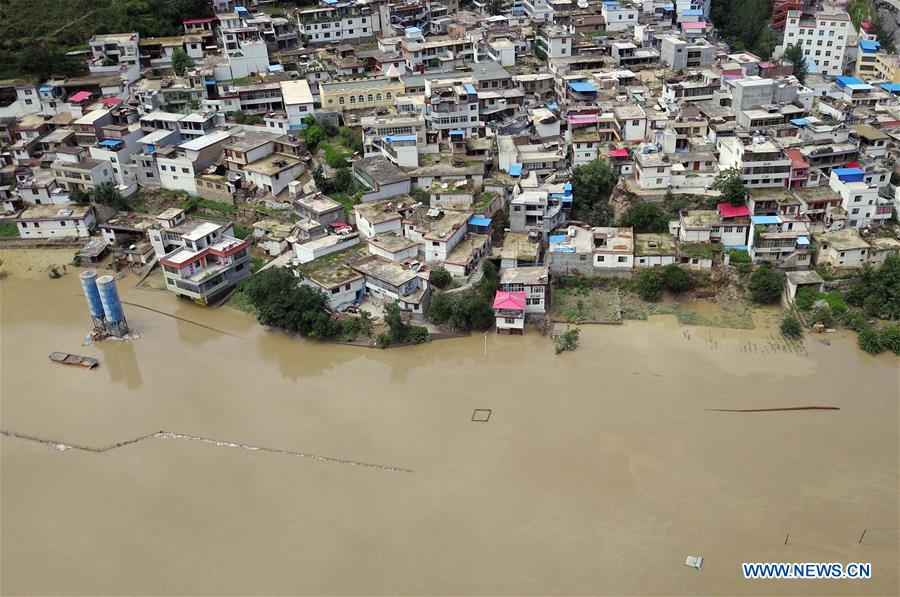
[
  {"x1": 385, "y1": 134, "x2": 416, "y2": 143},
  {"x1": 790, "y1": 118, "x2": 809, "y2": 126},
  {"x1": 836, "y1": 76, "x2": 864, "y2": 88},
  {"x1": 449, "y1": 129, "x2": 464, "y2": 135},
  {"x1": 469, "y1": 216, "x2": 492, "y2": 227},
  {"x1": 833, "y1": 167, "x2": 865, "y2": 182},
  {"x1": 98, "y1": 139, "x2": 121, "y2": 147},
  {"x1": 463, "y1": 83, "x2": 477, "y2": 95},
  {"x1": 881, "y1": 83, "x2": 900, "y2": 93},
  {"x1": 568, "y1": 81, "x2": 597, "y2": 93},
  {"x1": 509, "y1": 165, "x2": 522, "y2": 176},
  {"x1": 751, "y1": 215, "x2": 781, "y2": 225},
  {"x1": 548, "y1": 234, "x2": 566, "y2": 244},
  {"x1": 859, "y1": 39, "x2": 881, "y2": 53}
]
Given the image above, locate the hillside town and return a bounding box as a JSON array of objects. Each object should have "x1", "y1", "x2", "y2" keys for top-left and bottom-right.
[{"x1": 1, "y1": 0, "x2": 899, "y2": 350}]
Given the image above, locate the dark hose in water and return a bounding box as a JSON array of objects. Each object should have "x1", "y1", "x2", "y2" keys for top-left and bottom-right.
[{"x1": 707, "y1": 406, "x2": 841, "y2": 413}]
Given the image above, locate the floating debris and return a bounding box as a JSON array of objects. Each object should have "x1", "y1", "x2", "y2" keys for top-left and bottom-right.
[{"x1": 685, "y1": 556, "x2": 703, "y2": 570}]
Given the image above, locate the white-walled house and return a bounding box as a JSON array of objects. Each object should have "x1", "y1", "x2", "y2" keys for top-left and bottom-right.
[
  {"x1": 500, "y1": 266, "x2": 550, "y2": 314},
  {"x1": 14, "y1": 204, "x2": 96, "y2": 239}
]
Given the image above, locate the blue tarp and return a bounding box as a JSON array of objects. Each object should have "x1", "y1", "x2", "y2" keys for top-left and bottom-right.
[
  {"x1": 98, "y1": 140, "x2": 120, "y2": 147},
  {"x1": 405, "y1": 26, "x2": 422, "y2": 35},
  {"x1": 568, "y1": 81, "x2": 597, "y2": 93},
  {"x1": 859, "y1": 39, "x2": 881, "y2": 53},
  {"x1": 790, "y1": 118, "x2": 809, "y2": 126},
  {"x1": 39, "y1": 86, "x2": 52, "y2": 93},
  {"x1": 552, "y1": 246, "x2": 575, "y2": 253},
  {"x1": 509, "y1": 165, "x2": 522, "y2": 176},
  {"x1": 836, "y1": 76, "x2": 865, "y2": 88},
  {"x1": 469, "y1": 216, "x2": 492, "y2": 227},
  {"x1": 833, "y1": 167, "x2": 865, "y2": 182},
  {"x1": 561, "y1": 197, "x2": 573, "y2": 204},
  {"x1": 548, "y1": 235, "x2": 566, "y2": 244},
  {"x1": 547, "y1": 101, "x2": 558, "y2": 111},
  {"x1": 603, "y1": 1, "x2": 622, "y2": 5},
  {"x1": 751, "y1": 215, "x2": 781, "y2": 225},
  {"x1": 235, "y1": 6, "x2": 249, "y2": 15},
  {"x1": 805, "y1": 56, "x2": 820, "y2": 74},
  {"x1": 797, "y1": 236, "x2": 811, "y2": 246},
  {"x1": 564, "y1": 182, "x2": 572, "y2": 193},
  {"x1": 463, "y1": 83, "x2": 477, "y2": 95}
]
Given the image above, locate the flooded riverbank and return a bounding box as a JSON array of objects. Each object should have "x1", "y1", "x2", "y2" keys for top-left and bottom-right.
[{"x1": 1, "y1": 249, "x2": 898, "y2": 595}]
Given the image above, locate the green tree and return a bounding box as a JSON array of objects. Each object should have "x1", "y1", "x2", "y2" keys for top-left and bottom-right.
[
  {"x1": 486, "y1": 0, "x2": 505, "y2": 15},
  {"x1": 384, "y1": 302, "x2": 410, "y2": 343},
  {"x1": 171, "y1": 47, "x2": 195, "y2": 75},
  {"x1": 748, "y1": 265, "x2": 783, "y2": 304},
  {"x1": 430, "y1": 267, "x2": 452, "y2": 289},
  {"x1": 636, "y1": 269, "x2": 662, "y2": 301},
  {"x1": 555, "y1": 326, "x2": 580, "y2": 354},
  {"x1": 305, "y1": 125, "x2": 325, "y2": 150},
  {"x1": 712, "y1": 167, "x2": 748, "y2": 206},
  {"x1": 618, "y1": 202, "x2": 669, "y2": 232},
  {"x1": 780, "y1": 315, "x2": 804, "y2": 340},
  {"x1": 782, "y1": 44, "x2": 809, "y2": 85},
  {"x1": 846, "y1": 253, "x2": 900, "y2": 320},
  {"x1": 239, "y1": 267, "x2": 339, "y2": 337},
  {"x1": 532, "y1": 42, "x2": 547, "y2": 61},
  {"x1": 660, "y1": 264, "x2": 692, "y2": 292},
  {"x1": 69, "y1": 187, "x2": 91, "y2": 204},
  {"x1": 571, "y1": 159, "x2": 618, "y2": 225},
  {"x1": 93, "y1": 181, "x2": 123, "y2": 208}
]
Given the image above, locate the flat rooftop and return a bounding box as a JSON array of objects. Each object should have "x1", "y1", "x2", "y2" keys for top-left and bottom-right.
[
  {"x1": 403, "y1": 208, "x2": 470, "y2": 241},
  {"x1": 500, "y1": 265, "x2": 549, "y2": 285},
  {"x1": 367, "y1": 232, "x2": 419, "y2": 253}
]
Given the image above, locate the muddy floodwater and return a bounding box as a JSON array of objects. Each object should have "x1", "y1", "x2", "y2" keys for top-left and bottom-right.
[{"x1": 1, "y1": 250, "x2": 898, "y2": 595}]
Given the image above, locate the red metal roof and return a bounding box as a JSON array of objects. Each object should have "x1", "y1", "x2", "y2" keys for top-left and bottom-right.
[
  {"x1": 183, "y1": 18, "x2": 216, "y2": 24},
  {"x1": 100, "y1": 97, "x2": 123, "y2": 105},
  {"x1": 844, "y1": 161, "x2": 861, "y2": 169},
  {"x1": 717, "y1": 202, "x2": 751, "y2": 218},
  {"x1": 492, "y1": 291, "x2": 526, "y2": 311},
  {"x1": 609, "y1": 148, "x2": 630, "y2": 158},
  {"x1": 67, "y1": 91, "x2": 92, "y2": 103}
]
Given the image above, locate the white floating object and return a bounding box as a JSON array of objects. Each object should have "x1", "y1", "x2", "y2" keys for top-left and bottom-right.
[{"x1": 685, "y1": 556, "x2": 703, "y2": 570}]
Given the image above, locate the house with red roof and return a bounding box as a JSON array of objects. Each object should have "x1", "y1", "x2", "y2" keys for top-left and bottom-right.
[{"x1": 492, "y1": 291, "x2": 526, "y2": 334}]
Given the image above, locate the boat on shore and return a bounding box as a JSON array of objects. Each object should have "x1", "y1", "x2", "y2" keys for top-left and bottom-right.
[{"x1": 48, "y1": 352, "x2": 99, "y2": 369}]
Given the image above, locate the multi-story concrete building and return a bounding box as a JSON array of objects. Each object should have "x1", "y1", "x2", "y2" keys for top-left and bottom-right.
[
  {"x1": 660, "y1": 36, "x2": 717, "y2": 71},
  {"x1": 535, "y1": 26, "x2": 573, "y2": 60},
  {"x1": 424, "y1": 79, "x2": 479, "y2": 139},
  {"x1": 718, "y1": 136, "x2": 791, "y2": 188},
  {"x1": 509, "y1": 190, "x2": 566, "y2": 241},
  {"x1": 52, "y1": 146, "x2": 115, "y2": 192},
  {"x1": 828, "y1": 167, "x2": 893, "y2": 229},
  {"x1": 154, "y1": 213, "x2": 251, "y2": 305},
  {"x1": 319, "y1": 77, "x2": 405, "y2": 112},
  {"x1": 601, "y1": 1, "x2": 638, "y2": 32},
  {"x1": 295, "y1": 0, "x2": 383, "y2": 45},
  {"x1": 88, "y1": 33, "x2": 141, "y2": 83},
  {"x1": 782, "y1": 10, "x2": 851, "y2": 77},
  {"x1": 14, "y1": 204, "x2": 97, "y2": 239}
]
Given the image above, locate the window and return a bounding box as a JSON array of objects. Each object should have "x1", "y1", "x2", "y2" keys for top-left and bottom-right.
[
  {"x1": 376, "y1": 93, "x2": 382, "y2": 101},
  {"x1": 617, "y1": 256, "x2": 627, "y2": 263},
  {"x1": 597, "y1": 255, "x2": 605, "y2": 262},
  {"x1": 181, "y1": 167, "x2": 189, "y2": 174},
  {"x1": 367, "y1": 94, "x2": 374, "y2": 102},
  {"x1": 386, "y1": 92, "x2": 392, "y2": 99},
  {"x1": 358, "y1": 95, "x2": 364, "y2": 103},
  {"x1": 331, "y1": 287, "x2": 340, "y2": 294},
  {"x1": 505, "y1": 318, "x2": 516, "y2": 324},
  {"x1": 345, "y1": 284, "x2": 351, "y2": 290},
  {"x1": 579, "y1": 255, "x2": 587, "y2": 262}
]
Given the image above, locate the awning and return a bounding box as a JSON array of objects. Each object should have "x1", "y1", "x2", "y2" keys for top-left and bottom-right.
[
  {"x1": 67, "y1": 91, "x2": 92, "y2": 103},
  {"x1": 568, "y1": 114, "x2": 598, "y2": 125},
  {"x1": 717, "y1": 202, "x2": 750, "y2": 218},
  {"x1": 469, "y1": 216, "x2": 492, "y2": 227}
]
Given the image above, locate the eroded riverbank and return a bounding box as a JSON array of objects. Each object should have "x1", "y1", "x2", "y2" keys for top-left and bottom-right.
[{"x1": 1, "y1": 249, "x2": 898, "y2": 595}]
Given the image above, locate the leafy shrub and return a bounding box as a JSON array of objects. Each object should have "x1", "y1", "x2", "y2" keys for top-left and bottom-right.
[
  {"x1": 794, "y1": 286, "x2": 819, "y2": 311},
  {"x1": 727, "y1": 249, "x2": 751, "y2": 264},
  {"x1": 857, "y1": 325, "x2": 883, "y2": 354},
  {"x1": 780, "y1": 315, "x2": 803, "y2": 340},
  {"x1": 810, "y1": 306, "x2": 834, "y2": 328},
  {"x1": 736, "y1": 262, "x2": 751, "y2": 276},
  {"x1": 660, "y1": 264, "x2": 692, "y2": 292},
  {"x1": 839, "y1": 310, "x2": 867, "y2": 331},
  {"x1": 555, "y1": 327, "x2": 581, "y2": 354},
  {"x1": 430, "y1": 267, "x2": 452, "y2": 289},
  {"x1": 636, "y1": 269, "x2": 662, "y2": 301},
  {"x1": 880, "y1": 325, "x2": 900, "y2": 355},
  {"x1": 408, "y1": 325, "x2": 429, "y2": 344},
  {"x1": 748, "y1": 266, "x2": 783, "y2": 304},
  {"x1": 376, "y1": 332, "x2": 391, "y2": 349}
]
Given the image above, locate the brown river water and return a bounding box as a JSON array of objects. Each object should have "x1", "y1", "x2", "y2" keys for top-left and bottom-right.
[{"x1": 1, "y1": 250, "x2": 898, "y2": 595}]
